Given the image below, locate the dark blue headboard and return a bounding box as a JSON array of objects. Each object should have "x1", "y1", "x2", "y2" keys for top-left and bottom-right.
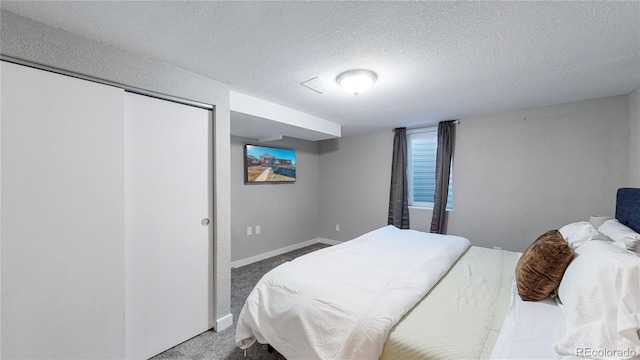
[{"x1": 616, "y1": 188, "x2": 640, "y2": 233}]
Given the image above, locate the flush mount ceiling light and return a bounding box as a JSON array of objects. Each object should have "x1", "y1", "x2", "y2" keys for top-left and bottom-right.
[{"x1": 335, "y1": 69, "x2": 377, "y2": 96}]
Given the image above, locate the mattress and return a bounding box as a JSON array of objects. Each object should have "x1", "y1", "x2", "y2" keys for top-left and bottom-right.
[{"x1": 380, "y1": 246, "x2": 519, "y2": 360}]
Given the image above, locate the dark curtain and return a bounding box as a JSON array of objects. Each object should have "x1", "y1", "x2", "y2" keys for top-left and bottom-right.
[
  {"x1": 388, "y1": 127, "x2": 410, "y2": 229},
  {"x1": 430, "y1": 120, "x2": 456, "y2": 234}
]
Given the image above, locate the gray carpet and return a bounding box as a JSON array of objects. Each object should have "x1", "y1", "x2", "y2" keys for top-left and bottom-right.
[{"x1": 151, "y1": 243, "x2": 330, "y2": 360}]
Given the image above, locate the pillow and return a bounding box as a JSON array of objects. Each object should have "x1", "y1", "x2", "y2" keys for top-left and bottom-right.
[
  {"x1": 588, "y1": 215, "x2": 613, "y2": 229},
  {"x1": 559, "y1": 221, "x2": 610, "y2": 249},
  {"x1": 598, "y1": 219, "x2": 640, "y2": 253},
  {"x1": 515, "y1": 230, "x2": 573, "y2": 301},
  {"x1": 555, "y1": 240, "x2": 640, "y2": 358}
]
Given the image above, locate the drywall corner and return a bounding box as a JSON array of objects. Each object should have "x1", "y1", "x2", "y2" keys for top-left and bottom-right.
[{"x1": 629, "y1": 87, "x2": 640, "y2": 186}]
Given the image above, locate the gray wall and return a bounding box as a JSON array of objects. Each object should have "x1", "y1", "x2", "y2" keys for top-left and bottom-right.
[
  {"x1": 319, "y1": 95, "x2": 630, "y2": 252},
  {"x1": 319, "y1": 131, "x2": 394, "y2": 241},
  {"x1": 447, "y1": 95, "x2": 629, "y2": 251},
  {"x1": 231, "y1": 136, "x2": 321, "y2": 261},
  {"x1": 629, "y1": 87, "x2": 640, "y2": 186},
  {"x1": 0, "y1": 9, "x2": 232, "y2": 354}
]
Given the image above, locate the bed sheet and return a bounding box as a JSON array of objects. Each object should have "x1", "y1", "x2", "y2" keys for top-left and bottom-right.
[
  {"x1": 381, "y1": 246, "x2": 519, "y2": 360},
  {"x1": 490, "y1": 280, "x2": 569, "y2": 359}
]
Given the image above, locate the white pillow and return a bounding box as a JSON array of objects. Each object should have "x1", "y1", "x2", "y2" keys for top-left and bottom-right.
[
  {"x1": 555, "y1": 240, "x2": 640, "y2": 358},
  {"x1": 588, "y1": 215, "x2": 613, "y2": 229},
  {"x1": 559, "y1": 221, "x2": 610, "y2": 249},
  {"x1": 599, "y1": 219, "x2": 640, "y2": 253}
]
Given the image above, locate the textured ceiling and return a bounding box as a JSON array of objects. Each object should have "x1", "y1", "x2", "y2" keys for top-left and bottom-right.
[{"x1": 2, "y1": 1, "x2": 639, "y2": 137}]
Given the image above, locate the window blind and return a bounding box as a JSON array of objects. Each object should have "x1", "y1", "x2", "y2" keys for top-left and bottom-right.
[{"x1": 407, "y1": 129, "x2": 453, "y2": 209}]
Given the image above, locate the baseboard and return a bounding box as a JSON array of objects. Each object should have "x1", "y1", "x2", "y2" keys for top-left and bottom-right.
[
  {"x1": 316, "y1": 238, "x2": 342, "y2": 246},
  {"x1": 231, "y1": 238, "x2": 343, "y2": 268},
  {"x1": 215, "y1": 313, "x2": 233, "y2": 332}
]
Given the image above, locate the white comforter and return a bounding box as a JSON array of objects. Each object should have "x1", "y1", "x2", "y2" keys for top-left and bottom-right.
[{"x1": 235, "y1": 225, "x2": 470, "y2": 360}]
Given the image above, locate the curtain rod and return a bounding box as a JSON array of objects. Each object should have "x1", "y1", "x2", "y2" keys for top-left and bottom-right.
[{"x1": 394, "y1": 120, "x2": 460, "y2": 133}]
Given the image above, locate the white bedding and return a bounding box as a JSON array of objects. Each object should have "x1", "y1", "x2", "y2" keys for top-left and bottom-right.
[
  {"x1": 490, "y1": 281, "x2": 568, "y2": 359},
  {"x1": 490, "y1": 280, "x2": 640, "y2": 360},
  {"x1": 235, "y1": 225, "x2": 470, "y2": 360},
  {"x1": 555, "y1": 240, "x2": 640, "y2": 359}
]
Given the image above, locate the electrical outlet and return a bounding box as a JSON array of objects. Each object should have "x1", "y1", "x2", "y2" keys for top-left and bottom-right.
[
  {"x1": 335, "y1": 224, "x2": 340, "y2": 232},
  {"x1": 247, "y1": 226, "x2": 252, "y2": 236},
  {"x1": 255, "y1": 226, "x2": 261, "y2": 235}
]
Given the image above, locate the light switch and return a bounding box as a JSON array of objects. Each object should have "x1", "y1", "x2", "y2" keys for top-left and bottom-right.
[
  {"x1": 247, "y1": 226, "x2": 252, "y2": 236},
  {"x1": 255, "y1": 226, "x2": 261, "y2": 235}
]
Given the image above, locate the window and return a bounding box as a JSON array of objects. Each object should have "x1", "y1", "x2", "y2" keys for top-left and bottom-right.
[{"x1": 407, "y1": 128, "x2": 453, "y2": 210}]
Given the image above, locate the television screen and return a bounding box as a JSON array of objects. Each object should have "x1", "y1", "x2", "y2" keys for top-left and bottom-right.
[{"x1": 244, "y1": 144, "x2": 296, "y2": 183}]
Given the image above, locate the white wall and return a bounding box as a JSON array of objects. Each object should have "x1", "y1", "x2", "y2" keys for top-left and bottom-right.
[
  {"x1": 231, "y1": 136, "x2": 321, "y2": 261},
  {"x1": 319, "y1": 131, "x2": 394, "y2": 241},
  {"x1": 0, "y1": 7, "x2": 232, "y2": 347},
  {"x1": 319, "y1": 96, "x2": 630, "y2": 252},
  {"x1": 629, "y1": 87, "x2": 640, "y2": 187}
]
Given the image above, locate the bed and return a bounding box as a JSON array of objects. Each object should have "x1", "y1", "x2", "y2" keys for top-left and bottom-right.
[{"x1": 236, "y1": 188, "x2": 640, "y2": 359}]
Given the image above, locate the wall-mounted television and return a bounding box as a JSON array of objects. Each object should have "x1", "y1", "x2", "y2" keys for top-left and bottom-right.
[{"x1": 244, "y1": 144, "x2": 296, "y2": 184}]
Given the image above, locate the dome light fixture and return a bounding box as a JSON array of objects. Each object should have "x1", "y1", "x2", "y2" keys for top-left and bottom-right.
[{"x1": 335, "y1": 69, "x2": 377, "y2": 96}]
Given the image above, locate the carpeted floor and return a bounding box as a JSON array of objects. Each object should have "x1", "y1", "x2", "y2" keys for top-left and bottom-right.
[{"x1": 151, "y1": 242, "x2": 330, "y2": 360}]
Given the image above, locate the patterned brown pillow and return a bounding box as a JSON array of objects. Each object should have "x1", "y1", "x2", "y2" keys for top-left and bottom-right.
[{"x1": 516, "y1": 230, "x2": 574, "y2": 301}]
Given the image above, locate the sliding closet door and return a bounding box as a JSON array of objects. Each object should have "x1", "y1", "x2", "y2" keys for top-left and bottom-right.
[
  {"x1": 124, "y1": 92, "x2": 213, "y2": 359},
  {"x1": 1, "y1": 61, "x2": 125, "y2": 359}
]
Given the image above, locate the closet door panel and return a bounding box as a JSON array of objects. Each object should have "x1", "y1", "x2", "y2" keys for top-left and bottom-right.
[
  {"x1": 1, "y1": 61, "x2": 125, "y2": 359},
  {"x1": 124, "y1": 92, "x2": 213, "y2": 359}
]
